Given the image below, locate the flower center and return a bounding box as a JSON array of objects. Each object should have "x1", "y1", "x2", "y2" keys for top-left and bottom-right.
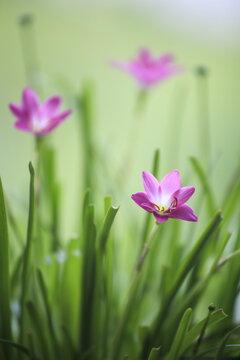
[
  {"x1": 152, "y1": 197, "x2": 177, "y2": 215},
  {"x1": 32, "y1": 115, "x2": 49, "y2": 133}
]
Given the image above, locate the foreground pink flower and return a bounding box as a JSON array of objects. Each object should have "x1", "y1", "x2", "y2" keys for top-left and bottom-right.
[
  {"x1": 132, "y1": 170, "x2": 198, "y2": 223},
  {"x1": 112, "y1": 48, "x2": 182, "y2": 89},
  {"x1": 9, "y1": 88, "x2": 72, "y2": 135}
]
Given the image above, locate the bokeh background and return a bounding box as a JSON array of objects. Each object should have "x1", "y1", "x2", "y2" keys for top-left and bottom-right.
[{"x1": 1, "y1": 0, "x2": 240, "y2": 240}]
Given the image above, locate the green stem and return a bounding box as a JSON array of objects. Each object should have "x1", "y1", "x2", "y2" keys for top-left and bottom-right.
[
  {"x1": 117, "y1": 90, "x2": 148, "y2": 187},
  {"x1": 195, "y1": 66, "x2": 211, "y2": 165},
  {"x1": 18, "y1": 13, "x2": 41, "y2": 91},
  {"x1": 112, "y1": 224, "x2": 159, "y2": 360},
  {"x1": 192, "y1": 304, "x2": 215, "y2": 359},
  {"x1": 19, "y1": 163, "x2": 35, "y2": 348}
]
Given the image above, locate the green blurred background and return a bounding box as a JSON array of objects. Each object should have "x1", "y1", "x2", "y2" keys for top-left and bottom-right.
[{"x1": 1, "y1": 0, "x2": 240, "y2": 240}]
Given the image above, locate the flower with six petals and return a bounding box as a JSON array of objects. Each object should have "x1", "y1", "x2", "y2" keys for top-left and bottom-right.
[
  {"x1": 9, "y1": 87, "x2": 72, "y2": 136},
  {"x1": 111, "y1": 48, "x2": 182, "y2": 89},
  {"x1": 132, "y1": 170, "x2": 198, "y2": 223}
]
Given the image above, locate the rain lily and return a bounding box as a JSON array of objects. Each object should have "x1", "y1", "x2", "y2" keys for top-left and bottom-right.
[
  {"x1": 112, "y1": 48, "x2": 182, "y2": 89},
  {"x1": 9, "y1": 87, "x2": 72, "y2": 135},
  {"x1": 132, "y1": 170, "x2": 198, "y2": 223}
]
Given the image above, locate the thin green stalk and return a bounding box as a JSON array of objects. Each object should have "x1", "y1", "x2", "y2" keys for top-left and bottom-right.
[
  {"x1": 37, "y1": 270, "x2": 61, "y2": 359},
  {"x1": 117, "y1": 90, "x2": 148, "y2": 186},
  {"x1": 77, "y1": 82, "x2": 95, "y2": 191},
  {"x1": 34, "y1": 136, "x2": 43, "y2": 259},
  {"x1": 19, "y1": 163, "x2": 35, "y2": 346},
  {"x1": 112, "y1": 224, "x2": 159, "y2": 360},
  {"x1": 142, "y1": 211, "x2": 222, "y2": 358},
  {"x1": 18, "y1": 13, "x2": 41, "y2": 90},
  {"x1": 195, "y1": 66, "x2": 211, "y2": 164},
  {"x1": 192, "y1": 304, "x2": 215, "y2": 359},
  {"x1": 0, "y1": 178, "x2": 12, "y2": 359}
]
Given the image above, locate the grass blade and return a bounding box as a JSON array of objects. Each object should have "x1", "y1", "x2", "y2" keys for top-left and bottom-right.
[
  {"x1": 0, "y1": 339, "x2": 33, "y2": 359},
  {"x1": 190, "y1": 156, "x2": 217, "y2": 216},
  {"x1": 99, "y1": 204, "x2": 119, "y2": 252},
  {"x1": 147, "y1": 347, "x2": 161, "y2": 360},
  {"x1": 148, "y1": 211, "x2": 222, "y2": 353},
  {"x1": 182, "y1": 309, "x2": 227, "y2": 354},
  {"x1": 37, "y1": 269, "x2": 60, "y2": 359},
  {"x1": 0, "y1": 178, "x2": 12, "y2": 358},
  {"x1": 215, "y1": 325, "x2": 240, "y2": 360},
  {"x1": 19, "y1": 162, "x2": 35, "y2": 344},
  {"x1": 165, "y1": 308, "x2": 192, "y2": 360}
]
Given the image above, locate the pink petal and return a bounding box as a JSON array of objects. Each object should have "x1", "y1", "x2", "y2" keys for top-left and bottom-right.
[
  {"x1": 168, "y1": 204, "x2": 198, "y2": 222},
  {"x1": 9, "y1": 103, "x2": 22, "y2": 117},
  {"x1": 160, "y1": 170, "x2": 181, "y2": 197},
  {"x1": 139, "y1": 48, "x2": 151, "y2": 63},
  {"x1": 153, "y1": 213, "x2": 168, "y2": 223},
  {"x1": 131, "y1": 192, "x2": 155, "y2": 213},
  {"x1": 40, "y1": 96, "x2": 62, "y2": 117},
  {"x1": 142, "y1": 171, "x2": 160, "y2": 202},
  {"x1": 173, "y1": 187, "x2": 195, "y2": 206},
  {"x1": 110, "y1": 60, "x2": 130, "y2": 72},
  {"x1": 22, "y1": 88, "x2": 39, "y2": 114},
  {"x1": 39, "y1": 109, "x2": 72, "y2": 135},
  {"x1": 14, "y1": 120, "x2": 33, "y2": 133},
  {"x1": 158, "y1": 53, "x2": 174, "y2": 66}
]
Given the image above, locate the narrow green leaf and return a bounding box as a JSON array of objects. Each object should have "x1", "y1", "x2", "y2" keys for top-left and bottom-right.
[
  {"x1": 0, "y1": 339, "x2": 33, "y2": 359},
  {"x1": 165, "y1": 308, "x2": 192, "y2": 360},
  {"x1": 215, "y1": 325, "x2": 240, "y2": 360},
  {"x1": 0, "y1": 178, "x2": 12, "y2": 359},
  {"x1": 37, "y1": 269, "x2": 60, "y2": 359},
  {"x1": 147, "y1": 347, "x2": 161, "y2": 360},
  {"x1": 150, "y1": 211, "x2": 222, "y2": 347},
  {"x1": 82, "y1": 188, "x2": 92, "y2": 225},
  {"x1": 19, "y1": 162, "x2": 35, "y2": 344},
  {"x1": 190, "y1": 157, "x2": 217, "y2": 216},
  {"x1": 99, "y1": 205, "x2": 119, "y2": 252},
  {"x1": 182, "y1": 309, "x2": 227, "y2": 353},
  {"x1": 78, "y1": 82, "x2": 95, "y2": 189},
  {"x1": 80, "y1": 204, "x2": 97, "y2": 356},
  {"x1": 26, "y1": 301, "x2": 51, "y2": 360},
  {"x1": 104, "y1": 195, "x2": 112, "y2": 214}
]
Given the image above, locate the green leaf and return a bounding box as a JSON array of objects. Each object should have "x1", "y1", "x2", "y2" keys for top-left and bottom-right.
[
  {"x1": 181, "y1": 309, "x2": 228, "y2": 354},
  {"x1": 152, "y1": 210, "x2": 222, "y2": 340},
  {"x1": 26, "y1": 301, "x2": 51, "y2": 360},
  {"x1": 79, "y1": 204, "x2": 97, "y2": 356},
  {"x1": 165, "y1": 308, "x2": 192, "y2": 360},
  {"x1": 37, "y1": 269, "x2": 60, "y2": 359},
  {"x1": 190, "y1": 157, "x2": 217, "y2": 216},
  {"x1": 0, "y1": 178, "x2": 12, "y2": 358},
  {"x1": 78, "y1": 81, "x2": 95, "y2": 189},
  {"x1": 215, "y1": 325, "x2": 240, "y2": 360},
  {"x1": 147, "y1": 347, "x2": 161, "y2": 360},
  {"x1": 99, "y1": 204, "x2": 119, "y2": 252},
  {"x1": 19, "y1": 162, "x2": 35, "y2": 344},
  {"x1": 0, "y1": 339, "x2": 34, "y2": 359}
]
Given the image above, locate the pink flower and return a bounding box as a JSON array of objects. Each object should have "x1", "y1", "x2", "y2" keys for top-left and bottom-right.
[
  {"x1": 9, "y1": 88, "x2": 72, "y2": 136},
  {"x1": 132, "y1": 170, "x2": 198, "y2": 223},
  {"x1": 111, "y1": 48, "x2": 182, "y2": 89}
]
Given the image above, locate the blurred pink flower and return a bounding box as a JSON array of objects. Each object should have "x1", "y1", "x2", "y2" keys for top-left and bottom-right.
[
  {"x1": 112, "y1": 48, "x2": 182, "y2": 88},
  {"x1": 9, "y1": 88, "x2": 72, "y2": 136},
  {"x1": 132, "y1": 170, "x2": 198, "y2": 223}
]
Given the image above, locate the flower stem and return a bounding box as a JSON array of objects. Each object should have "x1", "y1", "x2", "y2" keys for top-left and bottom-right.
[
  {"x1": 195, "y1": 66, "x2": 211, "y2": 166},
  {"x1": 34, "y1": 136, "x2": 43, "y2": 258},
  {"x1": 18, "y1": 13, "x2": 41, "y2": 91},
  {"x1": 117, "y1": 90, "x2": 148, "y2": 187},
  {"x1": 112, "y1": 224, "x2": 159, "y2": 360}
]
